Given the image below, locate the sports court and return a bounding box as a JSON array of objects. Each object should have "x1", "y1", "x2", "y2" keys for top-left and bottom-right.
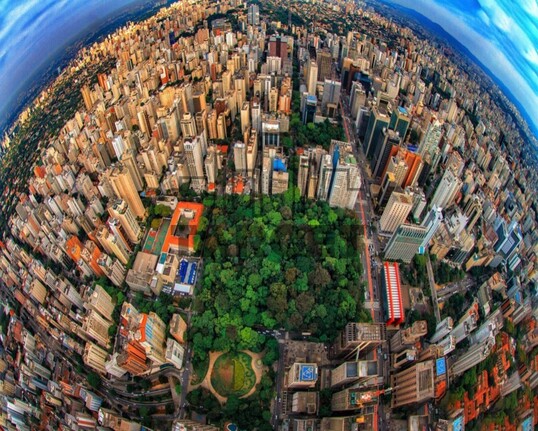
[{"x1": 142, "y1": 218, "x2": 171, "y2": 256}]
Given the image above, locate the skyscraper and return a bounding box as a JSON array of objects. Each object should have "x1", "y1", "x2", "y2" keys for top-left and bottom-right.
[
  {"x1": 108, "y1": 165, "x2": 146, "y2": 219},
  {"x1": 247, "y1": 4, "x2": 260, "y2": 25},
  {"x1": 108, "y1": 199, "x2": 141, "y2": 244},
  {"x1": 184, "y1": 137, "x2": 206, "y2": 192},
  {"x1": 418, "y1": 119, "x2": 443, "y2": 157},
  {"x1": 297, "y1": 154, "x2": 310, "y2": 197},
  {"x1": 306, "y1": 61, "x2": 318, "y2": 96},
  {"x1": 363, "y1": 106, "x2": 390, "y2": 159},
  {"x1": 391, "y1": 360, "x2": 435, "y2": 408},
  {"x1": 331, "y1": 323, "x2": 385, "y2": 359},
  {"x1": 379, "y1": 192, "x2": 413, "y2": 234},
  {"x1": 430, "y1": 168, "x2": 462, "y2": 209},
  {"x1": 384, "y1": 224, "x2": 428, "y2": 263},
  {"x1": 316, "y1": 49, "x2": 333, "y2": 81},
  {"x1": 420, "y1": 206, "x2": 443, "y2": 251}
]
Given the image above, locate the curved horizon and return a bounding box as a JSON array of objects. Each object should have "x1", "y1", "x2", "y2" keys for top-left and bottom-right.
[{"x1": 380, "y1": 0, "x2": 538, "y2": 138}]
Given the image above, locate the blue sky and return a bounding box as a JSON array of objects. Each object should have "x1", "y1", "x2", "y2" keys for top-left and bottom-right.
[
  {"x1": 0, "y1": 0, "x2": 145, "y2": 129},
  {"x1": 381, "y1": 0, "x2": 538, "y2": 135}
]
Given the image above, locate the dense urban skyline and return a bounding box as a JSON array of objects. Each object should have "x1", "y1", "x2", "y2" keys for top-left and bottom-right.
[
  {"x1": 381, "y1": 0, "x2": 538, "y2": 136},
  {"x1": 0, "y1": 1, "x2": 536, "y2": 430}
]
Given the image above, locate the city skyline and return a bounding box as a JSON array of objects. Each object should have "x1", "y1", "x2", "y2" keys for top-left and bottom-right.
[
  {"x1": 0, "y1": 0, "x2": 150, "y2": 132},
  {"x1": 382, "y1": 0, "x2": 538, "y2": 136}
]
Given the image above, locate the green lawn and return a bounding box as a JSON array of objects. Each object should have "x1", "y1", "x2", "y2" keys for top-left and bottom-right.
[{"x1": 211, "y1": 352, "x2": 256, "y2": 398}]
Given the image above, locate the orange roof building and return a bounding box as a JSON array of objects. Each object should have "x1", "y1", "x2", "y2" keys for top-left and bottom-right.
[{"x1": 162, "y1": 202, "x2": 204, "y2": 254}]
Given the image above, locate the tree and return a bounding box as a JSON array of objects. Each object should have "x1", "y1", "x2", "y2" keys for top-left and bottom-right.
[{"x1": 86, "y1": 372, "x2": 101, "y2": 389}]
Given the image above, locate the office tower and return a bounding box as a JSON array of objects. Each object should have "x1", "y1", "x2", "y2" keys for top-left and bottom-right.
[
  {"x1": 165, "y1": 338, "x2": 185, "y2": 369},
  {"x1": 247, "y1": 4, "x2": 260, "y2": 25},
  {"x1": 297, "y1": 155, "x2": 310, "y2": 196},
  {"x1": 135, "y1": 312, "x2": 166, "y2": 364},
  {"x1": 234, "y1": 141, "x2": 247, "y2": 176},
  {"x1": 83, "y1": 342, "x2": 108, "y2": 374},
  {"x1": 379, "y1": 192, "x2": 413, "y2": 234},
  {"x1": 251, "y1": 101, "x2": 261, "y2": 131},
  {"x1": 302, "y1": 95, "x2": 317, "y2": 125},
  {"x1": 463, "y1": 195, "x2": 483, "y2": 231},
  {"x1": 272, "y1": 170, "x2": 289, "y2": 195},
  {"x1": 384, "y1": 224, "x2": 428, "y2": 263},
  {"x1": 328, "y1": 144, "x2": 361, "y2": 210},
  {"x1": 180, "y1": 113, "x2": 197, "y2": 139},
  {"x1": 97, "y1": 225, "x2": 131, "y2": 265},
  {"x1": 291, "y1": 392, "x2": 318, "y2": 415},
  {"x1": 391, "y1": 360, "x2": 435, "y2": 408},
  {"x1": 246, "y1": 131, "x2": 258, "y2": 177},
  {"x1": 261, "y1": 119, "x2": 280, "y2": 147},
  {"x1": 349, "y1": 81, "x2": 366, "y2": 119},
  {"x1": 307, "y1": 61, "x2": 318, "y2": 96},
  {"x1": 390, "y1": 321, "x2": 428, "y2": 353},
  {"x1": 240, "y1": 102, "x2": 250, "y2": 134},
  {"x1": 286, "y1": 363, "x2": 318, "y2": 389},
  {"x1": 451, "y1": 337, "x2": 495, "y2": 376},
  {"x1": 430, "y1": 168, "x2": 462, "y2": 209},
  {"x1": 108, "y1": 165, "x2": 146, "y2": 219},
  {"x1": 330, "y1": 361, "x2": 378, "y2": 388},
  {"x1": 381, "y1": 261, "x2": 404, "y2": 325},
  {"x1": 98, "y1": 254, "x2": 126, "y2": 287},
  {"x1": 372, "y1": 128, "x2": 401, "y2": 179},
  {"x1": 83, "y1": 310, "x2": 112, "y2": 348},
  {"x1": 385, "y1": 155, "x2": 409, "y2": 187},
  {"x1": 331, "y1": 388, "x2": 379, "y2": 412},
  {"x1": 184, "y1": 137, "x2": 205, "y2": 192},
  {"x1": 430, "y1": 317, "x2": 454, "y2": 344},
  {"x1": 321, "y1": 79, "x2": 341, "y2": 116},
  {"x1": 420, "y1": 205, "x2": 443, "y2": 251},
  {"x1": 378, "y1": 172, "x2": 399, "y2": 209},
  {"x1": 120, "y1": 149, "x2": 144, "y2": 191},
  {"x1": 269, "y1": 88, "x2": 279, "y2": 112},
  {"x1": 204, "y1": 147, "x2": 217, "y2": 186},
  {"x1": 170, "y1": 314, "x2": 187, "y2": 344},
  {"x1": 494, "y1": 219, "x2": 522, "y2": 261},
  {"x1": 418, "y1": 119, "x2": 442, "y2": 157},
  {"x1": 81, "y1": 85, "x2": 93, "y2": 111},
  {"x1": 112, "y1": 135, "x2": 126, "y2": 159},
  {"x1": 85, "y1": 285, "x2": 115, "y2": 321},
  {"x1": 108, "y1": 199, "x2": 141, "y2": 244},
  {"x1": 269, "y1": 35, "x2": 288, "y2": 60},
  {"x1": 317, "y1": 49, "x2": 333, "y2": 81},
  {"x1": 331, "y1": 323, "x2": 384, "y2": 359},
  {"x1": 363, "y1": 106, "x2": 390, "y2": 159},
  {"x1": 117, "y1": 346, "x2": 149, "y2": 376},
  {"x1": 389, "y1": 106, "x2": 410, "y2": 139}
]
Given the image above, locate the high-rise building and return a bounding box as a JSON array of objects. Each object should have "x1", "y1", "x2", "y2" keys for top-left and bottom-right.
[
  {"x1": 297, "y1": 155, "x2": 310, "y2": 197},
  {"x1": 391, "y1": 360, "x2": 435, "y2": 408},
  {"x1": 450, "y1": 337, "x2": 495, "y2": 376},
  {"x1": 372, "y1": 129, "x2": 401, "y2": 179},
  {"x1": 331, "y1": 388, "x2": 379, "y2": 412},
  {"x1": 389, "y1": 106, "x2": 410, "y2": 139},
  {"x1": 430, "y1": 168, "x2": 462, "y2": 209},
  {"x1": 247, "y1": 4, "x2": 260, "y2": 25},
  {"x1": 384, "y1": 224, "x2": 428, "y2": 263},
  {"x1": 390, "y1": 321, "x2": 428, "y2": 353},
  {"x1": 331, "y1": 323, "x2": 385, "y2": 359},
  {"x1": 108, "y1": 199, "x2": 141, "y2": 244},
  {"x1": 234, "y1": 142, "x2": 247, "y2": 177},
  {"x1": 317, "y1": 49, "x2": 333, "y2": 81},
  {"x1": 363, "y1": 106, "x2": 390, "y2": 159},
  {"x1": 169, "y1": 314, "x2": 187, "y2": 344},
  {"x1": 240, "y1": 102, "x2": 250, "y2": 134},
  {"x1": 420, "y1": 206, "x2": 443, "y2": 250},
  {"x1": 269, "y1": 35, "x2": 288, "y2": 60},
  {"x1": 328, "y1": 142, "x2": 361, "y2": 210},
  {"x1": 83, "y1": 342, "x2": 109, "y2": 375},
  {"x1": 302, "y1": 95, "x2": 317, "y2": 125},
  {"x1": 272, "y1": 169, "x2": 289, "y2": 195},
  {"x1": 83, "y1": 310, "x2": 112, "y2": 348},
  {"x1": 321, "y1": 79, "x2": 341, "y2": 116},
  {"x1": 184, "y1": 137, "x2": 206, "y2": 192},
  {"x1": 286, "y1": 363, "x2": 318, "y2": 389},
  {"x1": 418, "y1": 119, "x2": 443, "y2": 157},
  {"x1": 330, "y1": 361, "x2": 378, "y2": 388},
  {"x1": 84, "y1": 285, "x2": 115, "y2": 321},
  {"x1": 108, "y1": 165, "x2": 146, "y2": 219},
  {"x1": 180, "y1": 113, "x2": 197, "y2": 139},
  {"x1": 307, "y1": 61, "x2": 318, "y2": 96},
  {"x1": 317, "y1": 154, "x2": 333, "y2": 201},
  {"x1": 381, "y1": 261, "x2": 404, "y2": 325},
  {"x1": 379, "y1": 192, "x2": 413, "y2": 234}
]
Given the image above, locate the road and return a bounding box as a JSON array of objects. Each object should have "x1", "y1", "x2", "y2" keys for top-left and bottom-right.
[
  {"x1": 340, "y1": 94, "x2": 387, "y2": 431},
  {"x1": 426, "y1": 254, "x2": 441, "y2": 323}
]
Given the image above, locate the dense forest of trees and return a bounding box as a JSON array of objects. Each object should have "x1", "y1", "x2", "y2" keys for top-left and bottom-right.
[{"x1": 189, "y1": 190, "x2": 368, "y2": 362}]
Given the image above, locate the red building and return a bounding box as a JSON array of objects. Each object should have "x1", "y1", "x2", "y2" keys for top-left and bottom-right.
[{"x1": 381, "y1": 262, "x2": 404, "y2": 325}]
